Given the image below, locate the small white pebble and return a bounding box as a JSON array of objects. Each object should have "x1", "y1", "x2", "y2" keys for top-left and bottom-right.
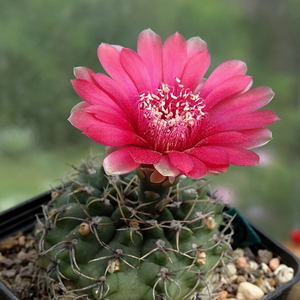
[
  {"x1": 236, "y1": 282, "x2": 264, "y2": 300},
  {"x1": 225, "y1": 263, "x2": 237, "y2": 276},
  {"x1": 261, "y1": 262, "x2": 271, "y2": 274},
  {"x1": 274, "y1": 264, "x2": 288, "y2": 275},
  {"x1": 245, "y1": 260, "x2": 259, "y2": 273},
  {"x1": 274, "y1": 265, "x2": 294, "y2": 285}
]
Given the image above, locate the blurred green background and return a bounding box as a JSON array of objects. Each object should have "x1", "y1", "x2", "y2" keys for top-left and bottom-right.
[{"x1": 1, "y1": 0, "x2": 300, "y2": 245}]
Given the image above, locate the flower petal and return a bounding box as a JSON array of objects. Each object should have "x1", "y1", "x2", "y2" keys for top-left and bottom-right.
[
  {"x1": 207, "y1": 164, "x2": 229, "y2": 175},
  {"x1": 188, "y1": 146, "x2": 229, "y2": 165},
  {"x1": 91, "y1": 73, "x2": 136, "y2": 116},
  {"x1": 235, "y1": 128, "x2": 273, "y2": 149},
  {"x1": 187, "y1": 157, "x2": 209, "y2": 179},
  {"x1": 154, "y1": 155, "x2": 180, "y2": 177},
  {"x1": 186, "y1": 36, "x2": 207, "y2": 58},
  {"x1": 167, "y1": 151, "x2": 194, "y2": 174},
  {"x1": 120, "y1": 48, "x2": 152, "y2": 92},
  {"x1": 196, "y1": 132, "x2": 248, "y2": 147},
  {"x1": 83, "y1": 104, "x2": 133, "y2": 130},
  {"x1": 201, "y1": 60, "x2": 248, "y2": 98},
  {"x1": 163, "y1": 32, "x2": 187, "y2": 85},
  {"x1": 71, "y1": 79, "x2": 121, "y2": 109},
  {"x1": 216, "y1": 147, "x2": 260, "y2": 166},
  {"x1": 69, "y1": 109, "x2": 142, "y2": 146},
  {"x1": 203, "y1": 75, "x2": 253, "y2": 111},
  {"x1": 97, "y1": 43, "x2": 138, "y2": 97},
  {"x1": 127, "y1": 147, "x2": 162, "y2": 164},
  {"x1": 73, "y1": 66, "x2": 95, "y2": 82},
  {"x1": 68, "y1": 109, "x2": 103, "y2": 131},
  {"x1": 137, "y1": 29, "x2": 163, "y2": 90},
  {"x1": 70, "y1": 101, "x2": 89, "y2": 113},
  {"x1": 83, "y1": 123, "x2": 145, "y2": 147},
  {"x1": 103, "y1": 148, "x2": 140, "y2": 175},
  {"x1": 210, "y1": 86, "x2": 275, "y2": 118},
  {"x1": 210, "y1": 110, "x2": 279, "y2": 132},
  {"x1": 181, "y1": 50, "x2": 210, "y2": 92},
  {"x1": 168, "y1": 151, "x2": 208, "y2": 178}
]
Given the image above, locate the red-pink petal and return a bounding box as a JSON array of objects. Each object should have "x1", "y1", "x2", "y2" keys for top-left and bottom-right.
[
  {"x1": 120, "y1": 48, "x2": 152, "y2": 92},
  {"x1": 167, "y1": 151, "x2": 194, "y2": 174},
  {"x1": 154, "y1": 155, "x2": 180, "y2": 177},
  {"x1": 210, "y1": 110, "x2": 279, "y2": 132},
  {"x1": 207, "y1": 164, "x2": 229, "y2": 175},
  {"x1": 71, "y1": 79, "x2": 121, "y2": 109},
  {"x1": 210, "y1": 86, "x2": 275, "y2": 118},
  {"x1": 83, "y1": 104, "x2": 133, "y2": 130},
  {"x1": 181, "y1": 50, "x2": 210, "y2": 92},
  {"x1": 83, "y1": 123, "x2": 145, "y2": 147},
  {"x1": 186, "y1": 36, "x2": 207, "y2": 58},
  {"x1": 73, "y1": 67, "x2": 95, "y2": 82},
  {"x1": 196, "y1": 132, "x2": 248, "y2": 147},
  {"x1": 168, "y1": 151, "x2": 208, "y2": 178},
  {"x1": 217, "y1": 147, "x2": 260, "y2": 166},
  {"x1": 91, "y1": 73, "x2": 135, "y2": 116},
  {"x1": 187, "y1": 157, "x2": 209, "y2": 179},
  {"x1": 162, "y1": 32, "x2": 187, "y2": 85},
  {"x1": 234, "y1": 128, "x2": 273, "y2": 149},
  {"x1": 103, "y1": 148, "x2": 140, "y2": 175},
  {"x1": 97, "y1": 43, "x2": 138, "y2": 97},
  {"x1": 201, "y1": 60, "x2": 248, "y2": 98},
  {"x1": 137, "y1": 29, "x2": 163, "y2": 90},
  {"x1": 68, "y1": 109, "x2": 100, "y2": 131},
  {"x1": 188, "y1": 146, "x2": 229, "y2": 165},
  {"x1": 203, "y1": 75, "x2": 253, "y2": 111},
  {"x1": 127, "y1": 147, "x2": 162, "y2": 164},
  {"x1": 70, "y1": 101, "x2": 89, "y2": 112}
]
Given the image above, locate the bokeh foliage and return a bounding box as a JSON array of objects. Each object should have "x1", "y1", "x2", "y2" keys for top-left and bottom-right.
[{"x1": 1, "y1": 0, "x2": 300, "y2": 240}]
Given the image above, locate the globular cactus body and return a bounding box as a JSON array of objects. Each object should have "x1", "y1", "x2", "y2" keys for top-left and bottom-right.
[{"x1": 38, "y1": 160, "x2": 232, "y2": 300}]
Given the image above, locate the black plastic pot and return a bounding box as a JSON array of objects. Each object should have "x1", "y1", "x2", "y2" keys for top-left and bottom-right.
[{"x1": 0, "y1": 190, "x2": 300, "y2": 300}]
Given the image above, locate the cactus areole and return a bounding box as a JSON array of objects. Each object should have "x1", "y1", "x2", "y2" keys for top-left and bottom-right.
[{"x1": 38, "y1": 30, "x2": 278, "y2": 299}]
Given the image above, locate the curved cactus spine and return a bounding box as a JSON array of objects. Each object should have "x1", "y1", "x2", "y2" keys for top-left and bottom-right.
[{"x1": 37, "y1": 157, "x2": 234, "y2": 300}]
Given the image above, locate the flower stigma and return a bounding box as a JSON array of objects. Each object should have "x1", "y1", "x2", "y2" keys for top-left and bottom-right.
[{"x1": 138, "y1": 78, "x2": 206, "y2": 152}]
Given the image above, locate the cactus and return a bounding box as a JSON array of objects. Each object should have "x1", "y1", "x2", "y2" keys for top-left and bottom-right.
[{"x1": 37, "y1": 157, "x2": 233, "y2": 300}]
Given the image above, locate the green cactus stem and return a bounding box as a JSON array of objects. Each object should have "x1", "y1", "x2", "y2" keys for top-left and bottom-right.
[{"x1": 37, "y1": 157, "x2": 233, "y2": 300}]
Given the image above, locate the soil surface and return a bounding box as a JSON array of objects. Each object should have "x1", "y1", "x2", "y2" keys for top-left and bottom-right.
[{"x1": 0, "y1": 230, "x2": 60, "y2": 300}]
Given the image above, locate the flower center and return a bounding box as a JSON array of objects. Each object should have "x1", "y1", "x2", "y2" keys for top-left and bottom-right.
[{"x1": 138, "y1": 79, "x2": 205, "y2": 152}]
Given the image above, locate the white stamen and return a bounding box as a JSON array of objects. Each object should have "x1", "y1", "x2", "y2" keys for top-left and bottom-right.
[{"x1": 138, "y1": 79, "x2": 206, "y2": 152}]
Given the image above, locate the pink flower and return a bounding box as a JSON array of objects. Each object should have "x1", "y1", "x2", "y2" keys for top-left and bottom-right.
[{"x1": 69, "y1": 29, "x2": 279, "y2": 180}]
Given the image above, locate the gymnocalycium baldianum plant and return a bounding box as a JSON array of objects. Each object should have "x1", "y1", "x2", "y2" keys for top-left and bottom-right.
[{"x1": 37, "y1": 29, "x2": 279, "y2": 300}]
